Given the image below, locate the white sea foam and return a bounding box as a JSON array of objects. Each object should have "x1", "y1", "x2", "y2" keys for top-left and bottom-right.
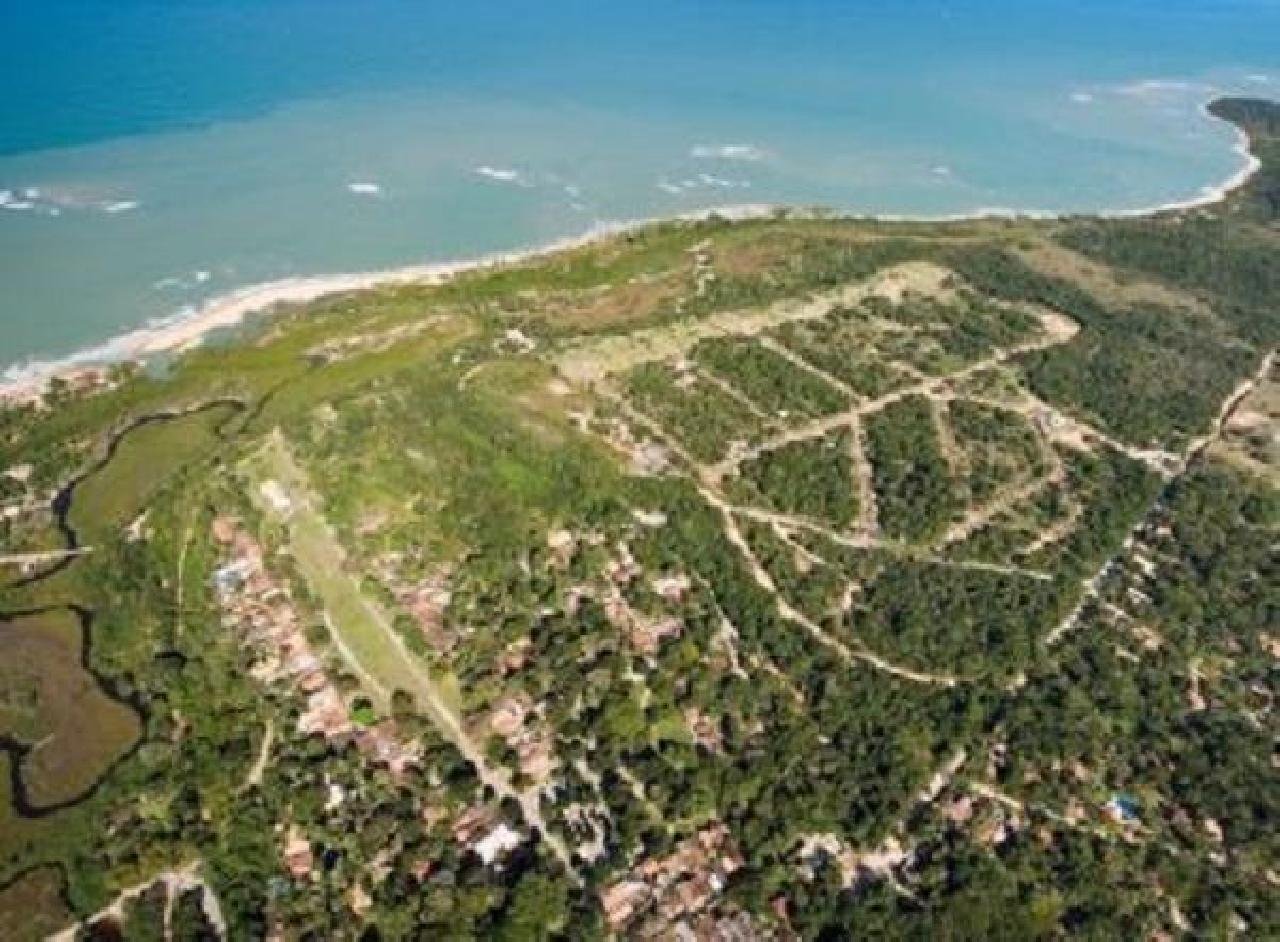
[
  {"x1": 1070, "y1": 91, "x2": 1094, "y2": 104},
  {"x1": 474, "y1": 165, "x2": 533, "y2": 187},
  {"x1": 101, "y1": 200, "x2": 140, "y2": 214},
  {"x1": 1245, "y1": 73, "x2": 1271, "y2": 84},
  {"x1": 930, "y1": 164, "x2": 953, "y2": 177},
  {"x1": 657, "y1": 180, "x2": 684, "y2": 195},
  {"x1": 347, "y1": 182, "x2": 382, "y2": 196},
  {"x1": 691, "y1": 144, "x2": 768, "y2": 161},
  {"x1": 1115, "y1": 78, "x2": 1207, "y2": 99},
  {"x1": 1, "y1": 199, "x2": 35, "y2": 212},
  {"x1": 153, "y1": 270, "x2": 214, "y2": 292}
]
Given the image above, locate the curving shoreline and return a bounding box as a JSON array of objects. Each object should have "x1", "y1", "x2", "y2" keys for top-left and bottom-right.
[{"x1": 0, "y1": 102, "x2": 1261, "y2": 405}]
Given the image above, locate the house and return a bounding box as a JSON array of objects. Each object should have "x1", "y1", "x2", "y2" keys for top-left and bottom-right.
[
  {"x1": 489, "y1": 697, "x2": 528, "y2": 739},
  {"x1": 498, "y1": 637, "x2": 532, "y2": 675},
  {"x1": 516, "y1": 735, "x2": 555, "y2": 780},
  {"x1": 684, "y1": 707, "x2": 722, "y2": 752},
  {"x1": 631, "y1": 616, "x2": 682, "y2": 656},
  {"x1": 632, "y1": 509, "x2": 668, "y2": 527},
  {"x1": 1103, "y1": 794, "x2": 1141, "y2": 825},
  {"x1": 211, "y1": 516, "x2": 238, "y2": 545},
  {"x1": 452, "y1": 805, "x2": 496, "y2": 845},
  {"x1": 283, "y1": 828, "x2": 314, "y2": 879},
  {"x1": 474, "y1": 822, "x2": 523, "y2": 865},
  {"x1": 258, "y1": 480, "x2": 293, "y2": 515},
  {"x1": 652, "y1": 574, "x2": 692, "y2": 602},
  {"x1": 944, "y1": 796, "x2": 975, "y2": 825},
  {"x1": 1203, "y1": 818, "x2": 1224, "y2": 843},
  {"x1": 601, "y1": 881, "x2": 651, "y2": 931},
  {"x1": 546, "y1": 529, "x2": 576, "y2": 567},
  {"x1": 348, "y1": 883, "x2": 373, "y2": 917},
  {"x1": 212, "y1": 558, "x2": 256, "y2": 595},
  {"x1": 631, "y1": 441, "x2": 670, "y2": 475}
]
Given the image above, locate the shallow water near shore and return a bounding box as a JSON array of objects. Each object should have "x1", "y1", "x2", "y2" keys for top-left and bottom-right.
[{"x1": 1, "y1": 0, "x2": 1277, "y2": 375}]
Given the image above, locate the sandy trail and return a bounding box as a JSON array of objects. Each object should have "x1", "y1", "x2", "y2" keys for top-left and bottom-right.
[
  {"x1": 699, "y1": 483, "x2": 963, "y2": 687},
  {"x1": 0, "y1": 547, "x2": 94, "y2": 567},
  {"x1": 706, "y1": 315, "x2": 1077, "y2": 482},
  {"x1": 1044, "y1": 349, "x2": 1276, "y2": 648}
]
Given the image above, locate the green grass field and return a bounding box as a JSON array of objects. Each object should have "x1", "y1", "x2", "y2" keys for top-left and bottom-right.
[{"x1": 68, "y1": 403, "x2": 239, "y2": 546}]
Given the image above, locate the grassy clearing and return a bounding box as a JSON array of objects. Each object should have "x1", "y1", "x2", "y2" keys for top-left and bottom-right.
[
  {"x1": 0, "y1": 610, "x2": 140, "y2": 810},
  {"x1": 68, "y1": 404, "x2": 238, "y2": 545}
]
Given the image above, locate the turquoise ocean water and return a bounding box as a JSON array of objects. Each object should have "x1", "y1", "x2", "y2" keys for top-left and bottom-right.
[{"x1": 1, "y1": 1, "x2": 1277, "y2": 377}]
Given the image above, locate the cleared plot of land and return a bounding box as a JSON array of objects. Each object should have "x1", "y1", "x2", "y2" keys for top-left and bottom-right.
[
  {"x1": 0, "y1": 866, "x2": 72, "y2": 942},
  {"x1": 767, "y1": 312, "x2": 917, "y2": 398},
  {"x1": 732, "y1": 430, "x2": 858, "y2": 529},
  {"x1": 554, "y1": 260, "x2": 955, "y2": 383},
  {"x1": 0, "y1": 610, "x2": 140, "y2": 809},
  {"x1": 69, "y1": 403, "x2": 238, "y2": 544},
  {"x1": 870, "y1": 294, "x2": 1043, "y2": 376},
  {"x1": 624, "y1": 361, "x2": 768, "y2": 463},
  {"x1": 1208, "y1": 359, "x2": 1279, "y2": 482},
  {"x1": 947, "y1": 399, "x2": 1052, "y2": 503},
  {"x1": 864, "y1": 395, "x2": 958, "y2": 544},
  {"x1": 693, "y1": 335, "x2": 850, "y2": 418}
]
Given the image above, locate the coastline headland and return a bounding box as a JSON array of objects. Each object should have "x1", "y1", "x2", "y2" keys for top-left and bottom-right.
[{"x1": 0, "y1": 97, "x2": 1263, "y2": 406}]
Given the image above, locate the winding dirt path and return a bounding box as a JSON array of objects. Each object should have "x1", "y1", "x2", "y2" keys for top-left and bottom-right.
[
  {"x1": 700, "y1": 484, "x2": 963, "y2": 687},
  {"x1": 49, "y1": 862, "x2": 227, "y2": 942}
]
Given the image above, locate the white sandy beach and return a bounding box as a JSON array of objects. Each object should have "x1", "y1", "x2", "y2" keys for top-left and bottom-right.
[{"x1": 0, "y1": 205, "x2": 777, "y2": 403}]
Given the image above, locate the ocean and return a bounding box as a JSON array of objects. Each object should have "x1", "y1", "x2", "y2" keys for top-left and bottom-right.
[{"x1": 1, "y1": 0, "x2": 1277, "y2": 378}]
